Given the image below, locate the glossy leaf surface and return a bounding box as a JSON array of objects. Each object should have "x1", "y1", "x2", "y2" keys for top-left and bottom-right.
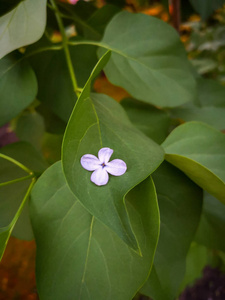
[
  {"x1": 30, "y1": 162, "x2": 160, "y2": 300},
  {"x1": 162, "y1": 122, "x2": 225, "y2": 203},
  {"x1": 99, "y1": 11, "x2": 196, "y2": 108},
  {"x1": 195, "y1": 191, "x2": 225, "y2": 252},
  {"x1": 141, "y1": 162, "x2": 202, "y2": 300},
  {"x1": 171, "y1": 78, "x2": 225, "y2": 130},
  {"x1": 0, "y1": 0, "x2": 47, "y2": 59},
  {"x1": 0, "y1": 55, "x2": 37, "y2": 127},
  {"x1": 62, "y1": 52, "x2": 164, "y2": 251}
]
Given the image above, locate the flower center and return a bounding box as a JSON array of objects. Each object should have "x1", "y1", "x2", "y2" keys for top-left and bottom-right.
[{"x1": 101, "y1": 162, "x2": 106, "y2": 168}]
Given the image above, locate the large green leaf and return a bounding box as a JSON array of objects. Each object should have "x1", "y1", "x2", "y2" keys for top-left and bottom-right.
[
  {"x1": 0, "y1": 54, "x2": 37, "y2": 127},
  {"x1": 98, "y1": 11, "x2": 196, "y2": 108},
  {"x1": 189, "y1": 0, "x2": 225, "y2": 20},
  {"x1": 29, "y1": 44, "x2": 97, "y2": 121},
  {"x1": 141, "y1": 162, "x2": 202, "y2": 300},
  {"x1": 195, "y1": 191, "x2": 225, "y2": 252},
  {"x1": 0, "y1": 142, "x2": 48, "y2": 241},
  {"x1": 0, "y1": 0, "x2": 47, "y2": 59},
  {"x1": 162, "y1": 122, "x2": 225, "y2": 203},
  {"x1": 121, "y1": 98, "x2": 171, "y2": 144},
  {"x1": 62, "y1": 52, "x2": 164, "y2": 251},
  {"x1": 171, "y1": 78, "x2": 225, "y2": 130},
  {"x1": 30, "y1": 162, "x2": 160, "y2": 300}
]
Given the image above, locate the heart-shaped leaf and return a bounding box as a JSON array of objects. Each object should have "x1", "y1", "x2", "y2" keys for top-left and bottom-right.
[
  {"x1": 141, "y1": 162, "x2": 202, "y2": 300},
  {"x1": 162, "y1": 122, "x2": 225, "y2": 204},
  {"x1": 98, "y1": 11, "x2": 196, "y2": 108},
  {"x1": 0, "y1": 0, "x2": 47, "y2": 59},
  {"x1": 30, "y1": 161, "x2": 160, "y2": 300},
  {"x1": 62, "y1": 51, "x2": 164, "y2": 251},
  {"x1": 0, "y1": 54, "x2": 37, "y2": 127}
]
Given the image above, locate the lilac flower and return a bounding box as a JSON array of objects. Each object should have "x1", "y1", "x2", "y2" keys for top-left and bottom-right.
[{"x1": 80, "y1": 147, "x2": 127, "y2": 186}]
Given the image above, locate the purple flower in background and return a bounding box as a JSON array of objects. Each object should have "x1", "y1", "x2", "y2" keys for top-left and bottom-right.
[{"x1": 81, "y1": 147, "x2": 127, "y2": 186}]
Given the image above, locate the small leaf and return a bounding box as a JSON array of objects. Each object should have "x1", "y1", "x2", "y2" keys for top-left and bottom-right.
[
  {"x1": 30, "y1": 162, "x2": 160, "y2": 300},
  {"x1": 141, "y1": 162, "x2": 202, "y2": 300},
  {"x1": 162, "y1": 122, "x2": 225, "y2": 204},
  {"x1": 171, "y1": 78, "x2": 225, "y2": 130},
  {"x1": 0, "y1": 142, "x2": 48, "y2": 241},
  {"x1": 0, "y1": 54, "x2": 37, "y2": 127},
  {"x1": 121, "y1": 98, "x2": 171, "y2": 144},
  {"x1": 0, "y1": 0, "x2": 47, "y2": 59},
  {"x1": 195, "y1": 191, "x2": 225, "y2": 252},
  {"x1": 98, "y1": 11, "x2": 196, "y2": 108},
  {"x1": 62, "y1": 52, "x2": 164, "y2": 251}
]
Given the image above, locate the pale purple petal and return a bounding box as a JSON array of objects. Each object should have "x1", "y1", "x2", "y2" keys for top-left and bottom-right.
[
  {"x1": 98, "y1": 147, "x2": 113, "y2": 164},
  {"x1": 80, "y1": 154, "x2": 101, "y2": 171},
  {"x1": 91, "y1": 167, "x2": 109, "y2": 186},
  {"x1": 105, "y1": 159, "x2": 127, "y2": 176}
]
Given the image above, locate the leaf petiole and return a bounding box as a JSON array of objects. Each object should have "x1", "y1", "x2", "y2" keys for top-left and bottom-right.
[
  {"x1": 0, "y1": 153, "x2": 33, "y2": 175},
  {"x1": 0, "y1": 174, "x2": 34, "y2": 187}
]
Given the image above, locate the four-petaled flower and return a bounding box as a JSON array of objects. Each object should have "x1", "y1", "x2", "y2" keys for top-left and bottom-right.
[{"x1": 80, "y1": 147, "x2": 127, "y2": 186}]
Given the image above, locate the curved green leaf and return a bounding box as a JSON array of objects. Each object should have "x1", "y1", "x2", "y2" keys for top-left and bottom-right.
[
  {"x1": 0, "y1": 54, "x2": 37, "y2": 127},
  {"x1": 195, "y1": 191, "x2": 225, "y2": 252},
  {"x1": 62, "y1": 52, "x2": 164, "y2": 251},
  {"x1": 98, "y1": 11, "x2": 196, "y2": 108},
  {"x1": 171, "y1": 78, "x2": 225, "y2": 130},
  {"x1": 162, "y1": 122, "x2": 225, "y2": 203},
  {"x1": 30, "y1": 162, "x2": 160, "y2": 300},
  {"x1": 141, "y1": 162, "x2": 202, "y2": 300},
  {"x1": 0, "y1": 0, "x2": 47, "y2": 59}
]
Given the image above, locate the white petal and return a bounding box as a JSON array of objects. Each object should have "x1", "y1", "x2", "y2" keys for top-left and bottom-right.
[
  {"x1": 105, "y1": 159, "x2": 127, "y2": 176},
  {"x1": 98, "y1": 147, "x2": 113, "y2": 164},
  {"x1": 91, "y1": 167, "x2": 109, "y2": 186},
  {"x1": 80, "y1": 154, "x2": 101, "y2": 171}
]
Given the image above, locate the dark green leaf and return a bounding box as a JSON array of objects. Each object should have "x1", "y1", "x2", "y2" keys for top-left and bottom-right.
[
  {"x1": 30, "y1": 162, "x2": 160, "y2": 300},
  {"x1": 0, "y1": 0, "x2": 47, "y2": 59},
  {"x1": 195, "y1": 191, "x2": 225, "y2": 252},
  {"x1": 0, "y1": 142, "x2": 48, "y2": 241},
  {"x1": 171, "y1": 78, "x2": 225, "y2": 130},
  {"x1": 162, "y1": 122, "x2": 225, "y2": 204},
  {"x1": 98, "y1": 11, "x2": 196, "y2": 108},
  {"x1": 12, "y1": 110, "x2": 45, "y2": 151},
  {"x1": 29, "y1": 45, "x2": 97, "y2": 121},
  {"x1": 62, "y1": 52, "x2": 164, "y2": 251},
  {"x1": 0, "y1": 54, "x2": 37, "y2": 127},
  {"x1": 189, "y1": 0, "x2": 225, "y2": 20},
  {"x1": 141, "y1": 162, "x2": 202, "y2": 300},
  {"x1": 121, "y1": 98, "x2": 171, "y2": 144}
]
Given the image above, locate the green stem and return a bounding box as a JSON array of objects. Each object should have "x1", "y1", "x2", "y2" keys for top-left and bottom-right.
[
  {"x1": 0, "y1": 153, "x2": 33, "y2": 175},
  {"x1": 0, "y1": 174, "x2": 34, "y2": 187},
  {"x1": 9, "y1": 178, "x2": 36, "y2": 228},
  {"x1": 50, "y1": 0, "x2": 80, "y2": 97}
]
